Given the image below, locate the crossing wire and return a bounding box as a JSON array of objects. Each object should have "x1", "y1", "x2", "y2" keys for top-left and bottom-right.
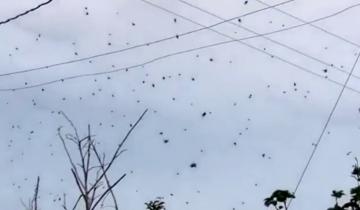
[
  {"x1": 2, "y1": 1, "x2": 360, "y2": 94},
  {"x1": 176, "y1": 0, "x2": 360, "y2": 82},
  {"x1": 0, "y1": 0, "x2": 293, "y2": 77},
  {"x1": 255, "y1": 0, "x2": 360, "y2": 48},
  {"x1": 147, "y1": 1, "x2": 360, "y2": 208},
  {"x1": 2, "y1": 0, "x2": 359, "y2": 79}
]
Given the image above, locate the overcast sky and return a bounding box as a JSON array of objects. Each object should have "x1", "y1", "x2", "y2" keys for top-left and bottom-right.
[{"x1": 1, "y1": 0, "x2": 360, "y2": 210}]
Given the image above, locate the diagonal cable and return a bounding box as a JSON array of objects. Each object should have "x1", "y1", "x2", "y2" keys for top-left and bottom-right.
[
  {"x1": 0, "y1": 0, "x2": 54, "y2": 26},
  {"x1": 0, "y1": 0, "x2": 292, "y2": 77},
  {"x1": 3, "y1": 0, "x2": 360, "y2": 93},
  {"x1": 255, "y1": 0, "x2": 360, "y2": 48},
  {"x1": 287, "y1": 50, "x2": 360, "y2": 208},
  {"x1": 176, "y1": 0, "x2": 360, "y2": 82}
]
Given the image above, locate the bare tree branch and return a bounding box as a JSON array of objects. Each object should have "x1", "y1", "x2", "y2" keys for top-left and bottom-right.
[
  {"x1": 21, "y1": 177, "x2": 40, "y2": 210},
  {"x1": 91, "y1": 174, "x2": 127, "y2": 210},
  {"x1": 33, "y1": 177, "x2": 40, "y2": 210},
  {"x1": 57, "y1": 108, "x2": 148, "y2": 210}
]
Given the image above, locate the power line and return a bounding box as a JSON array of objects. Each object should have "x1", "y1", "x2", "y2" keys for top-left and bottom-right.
[
  {"x1": 140, "y1": 0, "x2": 360, "y2": 91},
  {"x1": 0, "y1": 0, "x2": 293, "y2": 77},
  {"x1": 3, "y1": 33, "x2": 360, "y2": 93},
  {"x1": 3, "y1": 0, "x2": 358, "y2": 78},
  {"x1": 287, "y1": 50, "x2": 360, "y2": 209},
  {"x1": 0, "y1": 0, "x2": 54, "y2": 26},
  {"x1": 255, "y1": 0, "x2": 360, "y2": 48},
  {"x1": 155, "y1": 2, "x2": 360, "y2": 208},
  {"x1": 253, "y1": 1, "x2": 360, "y2": 205},
  {"x1": 3, "y1": 2, "x2": 360, "y2": 93},
  {"x1": 2, "y1": 0, "x2": 359, "y2": 80},
  {"x1": 176, "y1": 0, "x2": 360, "y2": 82}
]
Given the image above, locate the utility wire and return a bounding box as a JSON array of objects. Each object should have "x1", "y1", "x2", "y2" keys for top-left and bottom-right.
[
  {"x1": 253, "y1": 1, "x2": 360, "y2": 206},
  {"x1": 3, "y1": 2, "x2": 360, "y2": 94},
  {"x1": 287, "y1": 50, "x2": 360, "y2": 209},
  {"x1": 2, "y1": 0, "x2": 359, "y2": 79},
  {"x1": 158, "y1": 0, "x2": 360, "y2": 208},
  {"x1": 2, "y1": 34, "x2": 360, "y2": 93},
  {"x1": 140, "y1": 0, "x2": 360, "y2": 92},
  {"x1": 2, "y1": 0, "x2": 359, "y2": 78},
  {"x1": 0, "y1": 0, "x2": 292, "y2": 77},
  {"x1": 255, "y1": 0, "x2": 360, "y2": 48},
  {"x1": 176, "y1": 0, "x2": 360, "y2": 81},
  {"x1": 0, "y1": 0, "x2": 54, "y2": 26}
]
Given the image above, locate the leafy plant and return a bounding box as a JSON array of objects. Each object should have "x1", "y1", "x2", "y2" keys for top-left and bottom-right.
[
  {"x1": 327, "y1": 158, "x2": 360, "y2": 210},
  {"x1": 265, "y1": 159, "x2": 360, "y2": 210},
  {"x1": 264, "y1": 190, "x2": 295, "y2": 210},
  {"x1": 145, "y1": 199, "x2": 166, "y2": 210},
  {"x1": 332, "y1": 190, "x2": 345, "y2": 204}
]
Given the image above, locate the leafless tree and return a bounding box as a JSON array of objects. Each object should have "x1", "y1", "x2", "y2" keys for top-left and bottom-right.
[
  {"x1": 21, "y1": 176, "x2": 40, "y2": 210},
  {"x1": 57, "y1": 109, "x2": 148, "y2": 210}
]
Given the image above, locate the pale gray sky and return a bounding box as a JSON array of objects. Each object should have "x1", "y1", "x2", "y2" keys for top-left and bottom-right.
[{"x1": 1, "y1": 0, "x2": 360, "y2": 210}]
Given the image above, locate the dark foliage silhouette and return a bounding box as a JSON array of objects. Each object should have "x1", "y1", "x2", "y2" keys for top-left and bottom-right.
[
  {"x1": 265, "y1": 159, "x2": 360, "y2": 210},
  {"x1": 264, "y1": 190, "x2": 295, "y2": 210},
  {"x1": 327, "y1": 158, "x2": 360, "y2": 210},
  {"x1": 145, "y1": 199, "x2": 166, "y2": 210}
]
